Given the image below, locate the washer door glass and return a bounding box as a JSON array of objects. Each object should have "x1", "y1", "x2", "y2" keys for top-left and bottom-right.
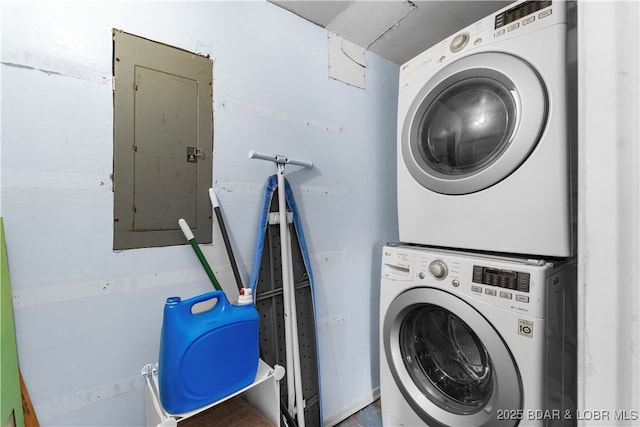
[
  {"x1": 401, "y1": 52, "x2": 547, "y2": 195},
  {"x1": 417, "y1": 77, "x2": 516, "y2": 176},
  {"x1": 383, "y1": 287, "x2": 522, "y2": 426},
  {"x1": 401, "y1": 304, "x2": 493, "y2": 414}
]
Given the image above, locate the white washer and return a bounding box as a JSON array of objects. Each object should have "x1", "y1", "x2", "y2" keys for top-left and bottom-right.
[
  {"x1": 397, "y1": 0, "x2": 577, "y2": 257},
  {"x1": 380, "y1": 244, "x2": 577, "y2": 426}
]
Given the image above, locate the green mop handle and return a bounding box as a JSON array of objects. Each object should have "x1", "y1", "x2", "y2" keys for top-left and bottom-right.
[{"x1": 178, "y1": 218, "x2": 222, "y2": 291}]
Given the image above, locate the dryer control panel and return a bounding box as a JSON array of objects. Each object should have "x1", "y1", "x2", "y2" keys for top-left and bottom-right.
[
  {"x1": 495, "y1": 0, "x2": 552, "y2": 30},
  {"x1": 399, "y1": 0, "x2": 565, "y2": 90}
]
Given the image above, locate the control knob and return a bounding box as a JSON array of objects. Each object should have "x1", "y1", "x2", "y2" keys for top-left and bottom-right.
[
  {"x1": 450, "y1": 32, "x2": 469, "y2": 52},
  {"x1": 429, "y1": 260, "x2": 448, "y2": 280}
]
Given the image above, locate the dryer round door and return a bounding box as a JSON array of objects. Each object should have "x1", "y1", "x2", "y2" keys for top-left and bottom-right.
[
  {"x1": 383, "y1": 287, "x2": 522, "y2": 426},
  {"x1": 401, "y1": 52, "x2": 548, "y2": 195}
]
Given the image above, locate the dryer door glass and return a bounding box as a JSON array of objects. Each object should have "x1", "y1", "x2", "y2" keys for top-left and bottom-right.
[
  {"x1": 417, "y1": 77, "x2": 516, "y2": 176},
  {"x1": 400, "y1": 304, "x2": 493, "y2": 414},
  {"x1": 401, "y1": 52, "x2": 547, "y2": 195}
]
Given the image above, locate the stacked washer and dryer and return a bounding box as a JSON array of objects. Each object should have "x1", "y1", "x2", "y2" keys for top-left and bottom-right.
[{"x1": 380, "y1": 1, "x2": 577, "y2": 426}]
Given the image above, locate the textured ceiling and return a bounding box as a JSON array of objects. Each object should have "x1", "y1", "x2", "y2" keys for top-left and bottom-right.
[{"x1": 269, "y1": 1, "x2": 515, "y2": 64}]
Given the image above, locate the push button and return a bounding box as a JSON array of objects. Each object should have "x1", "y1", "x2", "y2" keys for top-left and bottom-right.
[
  {"x1": 516, "y1": 295, "x2": 530, "y2": 303},
  {"x1": 539, "y1": 9, "x2": 552, "y2": 19},
  {"x1": 499, "y1": 291, "x2": 513, "y2": 300}
]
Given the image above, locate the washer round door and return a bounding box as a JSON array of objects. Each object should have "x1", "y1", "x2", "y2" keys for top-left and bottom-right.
[
  {"x1": 401, "y1": 52, "x2": 548, "y2": 195},
  {"x1": 383, "y1": 288, "x2": 522, "y2": 426}
]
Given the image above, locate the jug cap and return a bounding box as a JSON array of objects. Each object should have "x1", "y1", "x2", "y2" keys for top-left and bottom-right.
[{"x1": 237, "y1": 288, "x2": 254, "y2": 306}]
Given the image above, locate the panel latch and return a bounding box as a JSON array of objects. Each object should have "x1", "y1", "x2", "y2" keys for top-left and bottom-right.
[{"x1": 187, "y1": 147, "x2": 205, "y2": 163}]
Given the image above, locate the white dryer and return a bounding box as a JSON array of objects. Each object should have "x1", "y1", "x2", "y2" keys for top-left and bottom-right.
[
  {"x1": 397, "y1": 0, "x2": 577, "y2": 257},
  {"x1": 380, "y1": 244, "x2": 577, "y2": 427}
]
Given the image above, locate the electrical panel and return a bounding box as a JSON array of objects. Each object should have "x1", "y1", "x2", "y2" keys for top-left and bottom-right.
[{"x1": 112, "y1": 30, "x2": 213, "y2": 249}]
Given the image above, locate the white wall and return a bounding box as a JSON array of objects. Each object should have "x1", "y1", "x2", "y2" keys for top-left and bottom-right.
[
  {"x1": 0, "y1": 1, "x2": 399, "y2": 425},
  {"x1": 578, "y1": 1, "x2": 640, "y2": 425}
]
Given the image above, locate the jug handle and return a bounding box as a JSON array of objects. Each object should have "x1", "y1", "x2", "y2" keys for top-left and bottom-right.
[{"x1": 186, "y1": 290, "x2": 229, "y2": 316}]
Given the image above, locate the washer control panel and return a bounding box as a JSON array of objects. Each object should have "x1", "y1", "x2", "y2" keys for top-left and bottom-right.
[
  {"x1": 472, "y1": 266, "x2": 530, "y2": 292},
  {"x1": 472, "y1": 265, "x2": 531, "y2": 304},
  {"x1": 382, "y1": 245, "x2": 548, "y2": 318}
]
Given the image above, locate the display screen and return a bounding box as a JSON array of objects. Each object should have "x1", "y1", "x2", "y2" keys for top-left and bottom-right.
[
  {"x1": 495, "y1": 0, "x2": 552, "y2": 29},
  {"x1": 472, "y1": 266, "x2": 530, "y2": 292}
]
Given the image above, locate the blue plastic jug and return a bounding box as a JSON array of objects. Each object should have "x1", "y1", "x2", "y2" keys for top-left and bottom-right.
[{"x1": 158, "y1": 290, "x2": 259, "y2": 414}]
